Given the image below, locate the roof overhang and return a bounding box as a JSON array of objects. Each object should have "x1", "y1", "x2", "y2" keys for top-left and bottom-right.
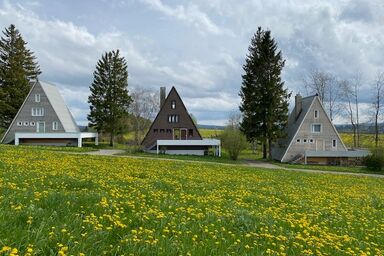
[
  {"x1": 15, "y1": 132, "x2": 98, "y2": 140},
  {"x1": 157, "y1": 139, "x2": 220, "y2": 146},
  {"x1": 305, "y1": 150, "x2": 370, "y2": 158}
]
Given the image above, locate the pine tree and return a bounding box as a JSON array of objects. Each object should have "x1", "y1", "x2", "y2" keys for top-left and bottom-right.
[
  {"x1": 239, "y1": 27, "x2": 290, "y2": 159},
  {"x1": 0, "y1": 24, "x2": 41, "y2": 129},
  {"x1": 88, "y1": 50, "x2": 132, "y2": 146}
]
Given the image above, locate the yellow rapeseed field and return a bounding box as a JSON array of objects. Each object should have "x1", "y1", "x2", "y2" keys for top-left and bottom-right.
[{"x1": 0, "y1": 145, "x2": 383, "y2": 255}]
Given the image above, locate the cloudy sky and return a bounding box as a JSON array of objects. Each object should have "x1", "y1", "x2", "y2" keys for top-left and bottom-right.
[{"x1": 1, "y1": 0, "x2": 383, "y2": 125}]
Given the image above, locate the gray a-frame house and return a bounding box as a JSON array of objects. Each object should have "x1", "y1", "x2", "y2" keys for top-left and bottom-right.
[
  {"x1": 1, "y1": 81, "x2": 98, "y2": 147},
  {"x1": 141, "y1": 87, "x2": 221, "y2": 156},
  {"x1": 271, "y1": 94, "x2": 368, "y2": 165}
]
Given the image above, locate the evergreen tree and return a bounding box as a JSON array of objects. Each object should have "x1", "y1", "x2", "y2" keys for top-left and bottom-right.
[
  {"x1": 239, "y1": 27, "x2": 290, "y2": 159},
  {"x1": 88, "y1": 50, "x2": 132, "y2": 146},
  {"x1": 0, "y1": 24, "x2": 41, "y2": 129}
]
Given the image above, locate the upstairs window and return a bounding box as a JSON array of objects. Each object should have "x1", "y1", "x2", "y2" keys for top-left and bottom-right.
[
  {"x1": 188, "y1": 129, "x2": 193, "y2": 137},
  {"x1": 17, "y1": 121, "x2": 22, "y2": 126},
  {"x1": 296, "y1": 138, "x2": 301, "y2": 143},
  {"x1": 171, "y1": 100, "x2": 176, "y2": 109},
  {"x1": 332, "y1": 139, "x2": 337, "y2": 148},
  {"x1": 32, "y1": 107, "x2": 44, "y2": 116},
  {"x1": 52, "y1": 121, "x2": 58, "y2": 131},
  {"x1": 311, "y1": 124, "x2": 321, "y2": 133},
  {"x1": 35, "y1": 94, "x2": 41, "y2": 102},
  {"x1": 168, "y1": 114, "x2": 179, "y2": 123},
  {"x1": 314, "y1": 110, "x2": 319, "y2": 119}
]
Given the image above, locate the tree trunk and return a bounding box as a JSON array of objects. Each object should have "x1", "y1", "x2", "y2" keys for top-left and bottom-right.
[
  {"x1": 355, "y1": 94, "x2": 360, "y2": 147},
  {"x1": 268, "y1": 138, "x2": 272, "y2": 160},
  {"x1": 110, "y1": 131, "x2": 115, "y2": 147},
  {"x1": 262, "y1": 140, "x2": 267, "y2": 159}
]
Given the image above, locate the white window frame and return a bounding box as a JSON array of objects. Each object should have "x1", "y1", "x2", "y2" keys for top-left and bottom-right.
[
  {"x1": 17, "y1": 121, "x2": 22, "y2": 126},
  {"x1": 36, "y1": 121, "x2": 45, "y2": 133},
  {"x1": 309, "y1": 138, "x2": 314, "y2": 144},
  {"x1": 311, "y1": 124, "x2": 322, "y2": 133},
  {"x1": 23, "y1": 121, "x2": 29, "y2": 126},
  {"x1": 303, "y1": 138, "x2": 307, "y2": 143},
  {"x1": 35, "y1": 94, "x2": 41, "y2": 102},
  {"x1": 296, "y1": 138, "x2": 301, "y2": 143},
  {"x1": 52, "y1": 121, "x2": 59, "y2": 131},
  {"x1": 171, "y1": 100, "x2": 176, "y2": 109},
  {"x1": 332, "y1": 139, "x2": 337, "y2": 148},
  {"x1": 314, "y1": 110, "x2": 319, "y2": 119},
  {"x1": 32, "y1": 107, "x2": 44, "y2": 117},
  {"x1": 30, "y1": 121, "x2": 35, "y2": 126}
]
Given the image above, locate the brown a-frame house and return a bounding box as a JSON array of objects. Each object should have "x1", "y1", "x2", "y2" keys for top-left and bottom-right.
[{"x1": 141, "y1": 87, "x2": 220, "y2": 156}]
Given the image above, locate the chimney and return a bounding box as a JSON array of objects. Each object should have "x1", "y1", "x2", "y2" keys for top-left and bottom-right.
[
  {"x1": 160, "y1": 87, "x2": 166, "y2": 107},
  {"x1": 295, "y1": 94, "x2": 302, "y2": 119}
]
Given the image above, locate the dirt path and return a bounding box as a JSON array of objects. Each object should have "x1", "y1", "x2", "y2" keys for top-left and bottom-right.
[{"x1": 81, "y1": 150, "x2": 383, "y2": 179}]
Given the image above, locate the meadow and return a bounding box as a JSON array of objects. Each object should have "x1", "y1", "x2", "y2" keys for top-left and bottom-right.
[{"x1": 0, "y1": 145, "x2": 383, "y2": 255}]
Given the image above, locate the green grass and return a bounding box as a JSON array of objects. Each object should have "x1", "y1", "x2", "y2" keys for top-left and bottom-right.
[{"x1": 0, "y1": 145, "x2": 383, "y2": 255}]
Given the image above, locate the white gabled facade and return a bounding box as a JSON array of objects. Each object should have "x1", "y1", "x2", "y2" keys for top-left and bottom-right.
[{"x1": 1, "y1": 80, "x2": 97, "y2": 147}]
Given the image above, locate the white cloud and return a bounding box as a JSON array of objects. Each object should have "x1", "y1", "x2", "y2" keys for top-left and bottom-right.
[{"x1": 139, "y1": 0, "x2": 232, "y2": 35}]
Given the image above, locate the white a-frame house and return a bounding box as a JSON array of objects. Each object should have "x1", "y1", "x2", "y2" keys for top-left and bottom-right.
[
  {"x1": 1, "y1": 81, "x2": 98, "y2": 147},
  {"x1": 271, "y1": 94, "x2": 368, "y2": 165}
]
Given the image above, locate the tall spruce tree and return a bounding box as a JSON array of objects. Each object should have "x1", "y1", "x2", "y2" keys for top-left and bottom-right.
[
  {"x1": 239, "y1": 27, "x2": 290, "y2": 159},
  {"x1": 88, "y1": 50, "x2": 132, "y2": 146},
  {"x1": 0, "y1": 24, "x2": 41, "y2": 129}
]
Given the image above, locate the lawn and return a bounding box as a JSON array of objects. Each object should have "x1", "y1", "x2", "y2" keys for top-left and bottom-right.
[{"x1": 0, "y1": 145, "x2": 383, "y2": 255}]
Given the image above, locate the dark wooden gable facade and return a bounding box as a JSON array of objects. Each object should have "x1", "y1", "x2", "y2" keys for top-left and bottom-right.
[{"x1": 141, "y1": 87, "x2": 202, "y2": 149}]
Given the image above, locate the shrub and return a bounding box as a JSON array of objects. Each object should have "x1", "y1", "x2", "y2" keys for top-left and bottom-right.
[
  {"x1": 220, "y1": 127, "x2": 247, "y2": 160},
  {"x1": 364, "y1": 149, "x2": 384, "y2": 172}
]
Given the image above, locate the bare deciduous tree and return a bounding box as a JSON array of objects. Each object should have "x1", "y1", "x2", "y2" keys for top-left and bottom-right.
[
  {"x1": 129, "y1": 87, "x2": 159, "y2": 145},
  {"x1": 340, "y1": 79, "x2": 358, "y2": 147},
  {"x1": 303, "y1": 70, "x2": 340, "y2": 121},
  {"x1": 372, "y1": 72, "x2": 384, "y2": 148}
]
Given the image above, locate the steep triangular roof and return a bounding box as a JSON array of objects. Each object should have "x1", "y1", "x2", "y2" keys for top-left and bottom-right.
[
  {"x1": 39, "y1": 81, "x2": 79, "y2": 132},
  {"x1": 141, "y1": 87, "x2": 202, "y2": 148},
  {"x1": 278, "y1": 95, "x2": 347, "y2": 161},
  {"x1": 1, "y1": 81, "x2": 79, "y2": 144}
]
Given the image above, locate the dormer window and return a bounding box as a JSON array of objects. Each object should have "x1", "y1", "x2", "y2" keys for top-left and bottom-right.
[
  {"x1": 314, "y1": 110, "x2": 318, "y2": 119},
  {"x1": 171, "y1": 100, "x2": 176, "y2": 109},
  {"x1": 35, "y1": 94, "x2": 40, "y2": 102}
]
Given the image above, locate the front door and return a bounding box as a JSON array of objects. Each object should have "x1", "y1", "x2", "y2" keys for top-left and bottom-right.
[
  {"x1": 316, "y1": 139, "x2": 324, "y2": 151},
  {"x1": 181, "y1": 129, "x2": 187, "y2": 140},
  {"x1": 37, "y1": 122, "x2": 45, "y2": 133}
]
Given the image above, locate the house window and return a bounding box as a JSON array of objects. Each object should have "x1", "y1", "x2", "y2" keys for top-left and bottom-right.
[
  {"x1": 303, "y1": 139, "x2": 307, "y2": 143},
  {"x1": 30, "y1": 121, "x2": 35, "y2": 126},
  {"x1": 160, "y1": 129, "x2": 165, "y2": 133},
  {"x1": 311, "y1": 124, "x2": 321, "y2": 133},
  {"x1": 171, "y1": 100, "x2": 176, "y2": 109},
  {"x1": 166, "y1": 129, "x2": 172, "y2": 133},
  {"x1": 296, "y1": 138, "x2": 301, "y2": 143},
  {"x1": 23, "y1": 121, "x2": 29, "y2": 126},
  {"x1": 52, "y1": 121, "x2": 58, "y2": 130},
  {"x1": 314, "y1": 110, "x2": 318, "y2": 119},
  {"x1": 154, "y1": 129, "x2": 158, "y2": 133},
  {"x1": 309, "y1": 139, "x2": 314, "y2": 144},
  {"x1": 17, "y1": 121, "x2": 22, "y2": 126},
  {"x1": 332, "y1": 139, "x2": 337, "y2": 148},
  {"x1": 168, "y1": 114, "x2": 179, "y2": 123},
  {"x1": 35, "y1": 94, "x2": 40, "y2": 102},
  {"x1": 188, "y1": 129, "x2": 193, "y2": 137},
  {"x1": 32, "y1": 107, "x2": 44, "y2": 116}
]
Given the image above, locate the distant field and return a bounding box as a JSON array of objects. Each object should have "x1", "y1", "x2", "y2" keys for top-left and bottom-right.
[
  {"x1": 340, "y1": 133, "x2": 383, "y2": 149},
  {"x1": 0, "y1": 145, "x2": 383, "y2": 255},
  {"x1": 199, "y1": 128, "x2": 222, "y2": 138}
]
